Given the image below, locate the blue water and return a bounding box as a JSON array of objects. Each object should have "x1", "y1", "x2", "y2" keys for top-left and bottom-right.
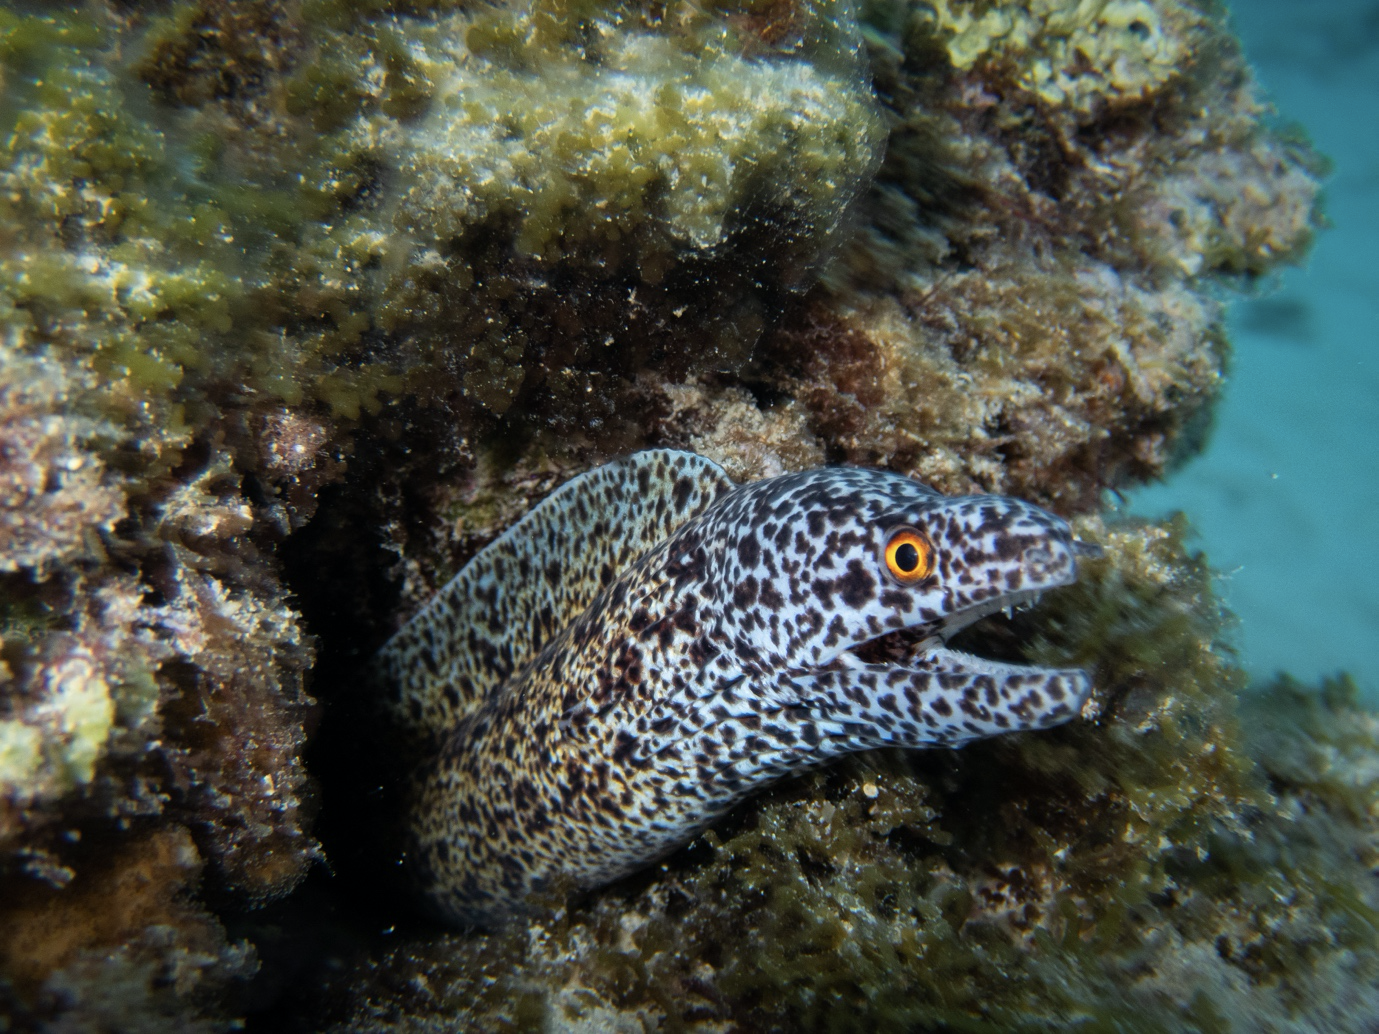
[{"x1": 1129, "y1": 0, "x2": 1379, "y2": 697}]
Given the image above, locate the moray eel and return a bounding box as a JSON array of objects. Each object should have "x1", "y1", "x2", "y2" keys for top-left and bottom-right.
[{"x1": 375, "y1": 450, "x2": 1095, "y2": 926}]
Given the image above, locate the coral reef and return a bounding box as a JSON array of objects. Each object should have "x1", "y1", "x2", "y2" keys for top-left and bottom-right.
[
  {"x1": 743, "y1": 0, "x2": 1322, "y2": 510},
  {"x1": 0, "y1": 0, "x2": 1353, "y2": 1028}
]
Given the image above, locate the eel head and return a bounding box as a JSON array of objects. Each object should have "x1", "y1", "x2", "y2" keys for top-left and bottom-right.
[{"x1": 706, "y1": 467, "x2": 1097, "y2": 743}]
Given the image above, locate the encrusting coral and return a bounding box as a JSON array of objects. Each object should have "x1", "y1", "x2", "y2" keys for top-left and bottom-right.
[
  {"x1": 0, "y1": 0, "x2": 1358, "y2": 1028},
  {"x1": 924, "y1": 0, "x2": 1203, "y2": 113}
]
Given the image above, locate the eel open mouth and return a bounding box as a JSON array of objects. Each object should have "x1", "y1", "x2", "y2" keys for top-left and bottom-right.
[
  {"x1": 846, "y1": 531, "x2": 1101, "y2": 688},
  {"x1": 839, "y1": 582, "x2": 1096, "y2": 731},
  {"x1": 849, "y1": 587, "x2": 1052, "y2": 667}
]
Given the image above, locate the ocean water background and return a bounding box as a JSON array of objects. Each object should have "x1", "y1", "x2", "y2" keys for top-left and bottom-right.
[{"x1": 1129, "y1": 0, "x2": 1379, "y2": 698}]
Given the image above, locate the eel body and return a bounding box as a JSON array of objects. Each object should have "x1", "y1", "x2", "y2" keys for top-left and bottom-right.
[{"x1": 375, "y1": 450, "x2": 1094, "y2": 926}]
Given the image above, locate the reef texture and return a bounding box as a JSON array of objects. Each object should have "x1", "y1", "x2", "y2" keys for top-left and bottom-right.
[{"x1": 0, "y1": 0, "x2": 1351, "y2": 1029}]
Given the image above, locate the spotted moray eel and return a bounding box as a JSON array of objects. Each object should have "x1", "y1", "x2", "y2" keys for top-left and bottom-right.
[{"x1": 375, "y1": 450, "x2": 1095, "y2": 926}]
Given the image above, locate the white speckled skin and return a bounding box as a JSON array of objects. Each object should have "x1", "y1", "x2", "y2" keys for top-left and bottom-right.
[{"x1": 374, "y1": 450, "x2": 1093, "y2": 926}]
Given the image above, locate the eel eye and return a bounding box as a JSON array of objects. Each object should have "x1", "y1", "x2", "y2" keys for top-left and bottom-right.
[{"x1": 882, "y1": 527, "x2": 934, "y2": 584}]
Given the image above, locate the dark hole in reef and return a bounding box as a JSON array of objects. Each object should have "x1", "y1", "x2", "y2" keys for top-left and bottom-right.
[
  {"x1": 335, "y1": 157, "x2": 387, "y2": 215},
  {"x1": 219, "y1": 875, "x2": 381, "y2": 1021},
  {"x1": 735, "y1": 371, "x2": 795, "y2": 411},
  {"x1": 872, "y1": 883, "x2": 899, "y2": 920},
  {"x1": 240, "y1": 472, "x2": 272, "y2": 510},
  {"x1": 237, "y1": 424, "x2": 452, "y2": 1031}
]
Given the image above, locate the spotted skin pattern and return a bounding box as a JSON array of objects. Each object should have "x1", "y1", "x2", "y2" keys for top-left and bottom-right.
[
  {"x1": 377, "y1": 451, "x2": 1094, "y2": 926},
  {"x1": 375, "y1": 451, "x2": 735, "y2": 746}
]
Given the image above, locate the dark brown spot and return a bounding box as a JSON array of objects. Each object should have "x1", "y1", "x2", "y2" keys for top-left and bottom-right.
[
  {"x1": 733, "y1": 576, "x2": 759, "y2": 610},
  {"x1": 879, "y1": 589, "x2": 911, "y2": 611},
  {"x1": 611, "y1": 732, "x2": 639, "y2": 765},
  {"x1": 673, "y1": 476, "x2": 694, "y2": 512},
  {"x1": 839, "y1": 559, "x2": 876, "y2": 607},
  {"x1": 737, "y1": 534, "x2": 760, "y2": 568}
]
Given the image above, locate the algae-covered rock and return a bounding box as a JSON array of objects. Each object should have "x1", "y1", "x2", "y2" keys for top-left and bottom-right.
[
  {"x1": 746, "y1": 0, "x2": 1323, "y2": 510},
  {"x1": 0, "y1": 0, "x2": 1357, "y2": 1028},
  {"x1": 0, "y1": 347, "x2": 123, "y2": 577},
  {"x1": 309, "y1": 0, "x2": 887, "y2": 418},
  {"x1": 0, "y1": 825, "x2": 257, "y2": 1033},
  {"x1": 923, "y1": 0, "x2": 1204, "y2": 113}
]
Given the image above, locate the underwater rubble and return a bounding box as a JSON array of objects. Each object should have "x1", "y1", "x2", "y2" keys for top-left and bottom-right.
[{"x1": 0, "y1": 0, "x2": 1368, "y2": 1030}]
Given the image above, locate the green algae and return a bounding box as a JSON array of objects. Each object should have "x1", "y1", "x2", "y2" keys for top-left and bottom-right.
[
  {"x1": 920, "y1": 0, "x2": 1206, "y2": 113},
  {"x1": 0, "y1": 0, "x2": 884, "y2": 428},
  {"x1": 401, "y1": 0, "x2": 882, "y2": 263},
  {"x1": 0, "y1": 0, "x2": 881, "y2": 801},
  {"x1": 1, "y1": 5, "x2": 284, "y2": 446}
]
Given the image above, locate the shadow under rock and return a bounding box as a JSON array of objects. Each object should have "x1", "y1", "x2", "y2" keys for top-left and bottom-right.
[{"x1": 1235, "y1": 295, "x2": 1315, "y2": 344}]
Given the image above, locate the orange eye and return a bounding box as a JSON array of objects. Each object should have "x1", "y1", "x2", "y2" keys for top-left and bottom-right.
[{"x1": 882, "y1": 527, "x2": 934, "y2": 584}]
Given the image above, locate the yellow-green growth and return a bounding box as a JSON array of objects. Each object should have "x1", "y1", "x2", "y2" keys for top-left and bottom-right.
[
  {"x1": 920, "y1": 0, "x2": 1205, "y2": 111},
  {"x1": 394, "y1": 0, "x2": 884, "y2": 260},
  {"x1": 0, "y1": 643, "x2": 114, "y2": 800},
  {"x1": 0, "y1": 720, "x2": 43, "y2": 797}
]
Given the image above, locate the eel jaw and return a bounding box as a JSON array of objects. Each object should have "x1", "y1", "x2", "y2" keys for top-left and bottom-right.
[
  {"x1": 844, "y1": 587, "x2": 1052, "y2": 667},
  {"x1": 936, "y1": 586, "x2": 1051, "y2": 643},
  {"x1": 839, "y1": 585, "x2": 1095, "y2": 733},
  {"x1": 913, "y1": 644, "x2": 1094, "y2": 731}
]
